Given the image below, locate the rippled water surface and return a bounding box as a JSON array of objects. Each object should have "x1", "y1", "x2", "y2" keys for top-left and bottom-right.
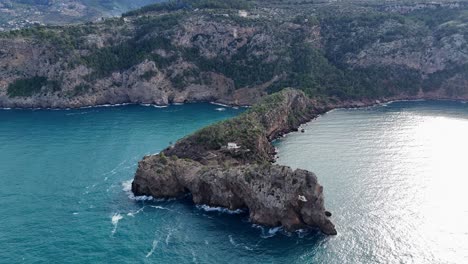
[
  {"x1": 1, "y1": 101, "x2": 468, "y2": 263},
  {"x1": 276, "y1": 100, "x2": 468, "y2": 263}
]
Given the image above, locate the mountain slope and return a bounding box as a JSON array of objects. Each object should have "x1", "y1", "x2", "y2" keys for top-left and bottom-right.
[{"x1": 0, "y1": 0, "x2": 467, "y2": 108}]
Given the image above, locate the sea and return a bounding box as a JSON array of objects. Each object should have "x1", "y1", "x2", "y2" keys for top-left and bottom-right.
[{"x1": 1, "y1": 100, "x2": 467, "y2": 263}]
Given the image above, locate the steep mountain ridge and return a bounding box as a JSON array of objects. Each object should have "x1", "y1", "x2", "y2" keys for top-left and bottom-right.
[{"x1": 0, "y1": 0, "x2": 467, "y2": 108}]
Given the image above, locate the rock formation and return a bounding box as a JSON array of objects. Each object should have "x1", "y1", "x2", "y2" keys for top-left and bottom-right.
[{"x1": 132, "y1": 89, "x2": 337, "y2": 235}]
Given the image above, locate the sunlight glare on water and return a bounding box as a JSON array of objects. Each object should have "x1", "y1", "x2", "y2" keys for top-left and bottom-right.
[{"x1": 275, "y1": 101, "x2": 468, "y2": 263}]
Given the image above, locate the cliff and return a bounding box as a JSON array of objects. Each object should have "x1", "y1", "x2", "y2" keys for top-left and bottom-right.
[
  {"x1": 132, "y1": 89, "x2": 337, "y2": 235},
  {"x1": 1, "y1": 0, "x2": 468, "y2": 108}
]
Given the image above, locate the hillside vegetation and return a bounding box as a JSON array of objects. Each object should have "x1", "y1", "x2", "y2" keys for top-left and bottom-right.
[{"x1": 0, "y1": 0, "x2": 467, "y2": 108}]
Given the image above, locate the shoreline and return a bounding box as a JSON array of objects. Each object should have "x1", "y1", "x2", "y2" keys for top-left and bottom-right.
[
  {"x1": 1, "y1": 93, "x2": 467, "y2": 111},
  {"x1": 0, "y1": 101, "x2": 231, "y2": 111},
  {"x1": 268, "y1": 96, "x2": 468, "y2": 161}
]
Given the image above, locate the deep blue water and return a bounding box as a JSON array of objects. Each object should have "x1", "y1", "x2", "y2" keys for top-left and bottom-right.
[{"x1": 1, "y1": 101, "x2": 468, "y2": 263}]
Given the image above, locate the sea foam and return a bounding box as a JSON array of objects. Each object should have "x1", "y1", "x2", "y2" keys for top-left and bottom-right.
[
  {"x1": 111, "y1": 213, "x2": 123, "y2": 235},
  {"x1": 122, "y1": 179, "x2": 154, "y2": 201},
  {"x1": 252, "y1": 224, "x2": 283, "y2": 238},
  {"x1": 196, "y1": 204, "x2": 244, "y2": 214}
]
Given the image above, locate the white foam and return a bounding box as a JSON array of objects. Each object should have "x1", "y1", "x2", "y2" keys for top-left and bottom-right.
[
  {"x1": 215, "y1": 107, "x2": 226, "y2": 111},
  {"x1": 252, "y1": 224, "x2": 283, "y2": 238},
  {"x1": 111, "y1": 213, "x2": 123, "y2": 235},
  {"x1": 150, "y1": 205, "x2": 171, "y2": 211},
  {"x1": 296, "y1": 229, "x2": 310, "y2": 238},
  {"x1": 196, "y1": 204, "x2": 244, "y2": 214},
  {"x1": 127, "y1": 206, "x2": 145, "y2": 217},
  {"x1": 210, "y1": 102, "x2": 230, "y2": 107},
  {"x1": 146, "y1": 239, "x2": 159, "y2": 258},
  {"x1": 141, "y1": 103, "x2": 169, "y2": 108},
  {"x1": 122, "y1": 180, "x2": 154, "y2": 201},
  {"x1": 153, "y1": 105, "x2": 168, "y2": 108},
  {"x1": 228, "y1": 235, "x2": 237, "y2": 246},
  {"x1": 80, "y1": 103, "x2": 132, "y2": 109},
  {"x1": 228, "y1": 235, "x2": 255, "y2": 251},
  {"x1": 122, "y1": 180, "x2": 132, "y2": 192},
  {"x1": 165, "y1": 230, "x2": 172, "y2": 245}
]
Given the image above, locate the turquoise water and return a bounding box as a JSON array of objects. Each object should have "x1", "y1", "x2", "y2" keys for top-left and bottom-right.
[{"x1": 1, "y1": 101, "x2": 468, "y2": 263}]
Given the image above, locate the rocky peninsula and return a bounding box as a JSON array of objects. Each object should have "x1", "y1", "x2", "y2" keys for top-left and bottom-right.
[{"x1": 132, "y1": 88, "x2": 337, "y2": 235}]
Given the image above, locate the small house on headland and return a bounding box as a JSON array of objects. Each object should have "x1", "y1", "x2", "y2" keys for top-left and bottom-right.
[{"x1": 227, "y1": 142, "x2": 240, "y2": 150}]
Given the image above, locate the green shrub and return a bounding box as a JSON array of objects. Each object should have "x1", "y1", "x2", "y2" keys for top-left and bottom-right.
[{"x1": 7, "y1": 76, "x2": 49, "y2": 97}]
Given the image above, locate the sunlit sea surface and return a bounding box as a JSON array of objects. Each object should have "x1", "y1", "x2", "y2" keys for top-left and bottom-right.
[{"x1": 1, "y1": 101, "x2": 467, "y2": 263}]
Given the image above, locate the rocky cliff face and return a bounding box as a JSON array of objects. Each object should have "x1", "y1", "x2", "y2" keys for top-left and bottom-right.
[
  {"x1": 132, "y1": 89, "x2": 337, "y2": 235},
  {"x1": 0, "y1": 0, "x2": 467, "y2": 108}
]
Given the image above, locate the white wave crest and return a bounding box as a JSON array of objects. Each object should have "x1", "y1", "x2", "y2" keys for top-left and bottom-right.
[
  {"x1": 140, "y1": 103, "x2": 168, "y2": 108},
  {"x1": 127, "y1": 206, "x2": 145, "y2": 217},
  {"x1": 111, "y1": 213, "x2": 123, "y2": 235},
  {"x1": 210, "y1": 102, "x2": 230, "y2": 107},
  {"x1": 122, "y1": 180, "x2": 132, "y2": 192},
  {"x1": 215, "y1": 107, "x2": 226, "y2": 111},
  {"x1": 122, "y1": 179, "x2": 154, "y2": 201},
  {"x1": 252, "y1": 224, "x2": 283, "y2": 238},
  {"x1": 228, "y1": 235, "x2": 255, "y2": 251},
  {"x1": 146, "y1": 239, "x2": 159, "y2": 258},
  {"x1": 196, "y1": 204, "x2": 244, "y2": 214}
]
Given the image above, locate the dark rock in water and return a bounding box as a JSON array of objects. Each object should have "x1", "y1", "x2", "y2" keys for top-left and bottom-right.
[
  {"x1": 301, "y1": 129, "x2": 305, "y2": 133},
  {"x1": 132, "y1": 89, "x2": 337, "y2": 235},
  {"x1": 325, "y1": 211, "x2": 332, "y2": 217}
]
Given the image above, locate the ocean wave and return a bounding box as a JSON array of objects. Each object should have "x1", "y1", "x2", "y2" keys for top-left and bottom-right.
[
  {"x1": 150, "y1": 205, "x2": 172, "y2": 210},
  {"x1": 165, "y1": 229, "x2": 173, "y2": 245},
  {"x1": 210, "y1": 102, "x2": 230, "y2": 107},
  {"x1": 122, "y1": 179, "x2": 155, "y2": 201},
  {"x1": 111, "y1": 213, "x2": 123, "y2": 235},
  {"x1": 196, "y1": 204, "x2": 244, "y2": 214},
  {"x1": 146, "y1": 238, "x2": 159, "y2": 258},
  {"x1": 228, "y1": 235, "x2": 255, "y2": 251},
  {"x1": 215, "y1": 107, "x2": 226, "y2": 111},
  {"x1": 140, "y1": 103, "x2": 168, "y2": 108},
  {"x1": 127, "y1": 206, "x2": 145, "y2": 217},
  {"x1": 252, "y1": 224, "x2": 283, "y2": 238}
]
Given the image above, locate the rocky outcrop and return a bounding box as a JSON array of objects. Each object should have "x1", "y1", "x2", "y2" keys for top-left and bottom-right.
[{"x1": 132, "y1": 89, "x2": 337, "y2": 235}]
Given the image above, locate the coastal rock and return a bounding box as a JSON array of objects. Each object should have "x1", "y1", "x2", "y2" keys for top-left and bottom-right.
[
  {"x1": 132, "y1": 89, "x2": 337, "y2": 235},
  {"x1": 133, "y1": 156, "x2": 336, "y2": 235}
]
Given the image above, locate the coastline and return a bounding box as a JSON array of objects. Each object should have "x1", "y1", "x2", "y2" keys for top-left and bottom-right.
[{"x1": 2, "y1": 92, "x2": 467, "y2": 111}]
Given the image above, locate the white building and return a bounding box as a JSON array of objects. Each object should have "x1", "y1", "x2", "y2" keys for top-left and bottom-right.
[{"x1": 227, "y1": 143, "x2": 240, "y2": 150}]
